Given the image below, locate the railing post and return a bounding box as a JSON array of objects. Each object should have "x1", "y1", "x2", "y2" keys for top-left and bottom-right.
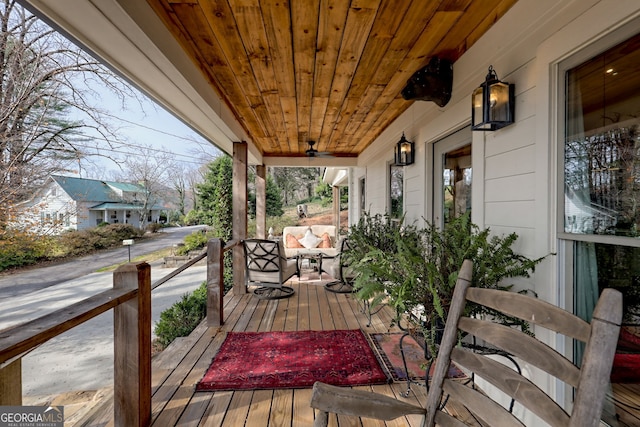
[
  {"x1": 0, "y1": 359, "x2": 22, "y2": 405},
  {"x1": 113, "y1": 263, "x2": 151, "y2": 427},
  {"x1": 207, "y1": 239, "x2": 224, "y2": 326}
]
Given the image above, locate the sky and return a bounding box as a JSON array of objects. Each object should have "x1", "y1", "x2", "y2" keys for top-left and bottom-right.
[
  {"x1": 24, "y1": 4, "x2": 223, "y2": 181},
  {"x1": 70, "y1": 80, "x2": 222, "y2": 180}
]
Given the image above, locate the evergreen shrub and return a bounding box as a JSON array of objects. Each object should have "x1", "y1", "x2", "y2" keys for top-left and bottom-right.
[{"x1": 154, "y1": 282, "x2": 207, "y2": 348}]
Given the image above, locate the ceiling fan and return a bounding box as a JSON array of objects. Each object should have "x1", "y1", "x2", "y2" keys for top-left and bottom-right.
[{"x1": 305, "y1": 141, "x2": 334, "y2": 158}]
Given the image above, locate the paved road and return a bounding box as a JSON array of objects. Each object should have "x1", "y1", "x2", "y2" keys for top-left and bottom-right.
[
  {"x1": 0, "y1": 225, "x2": 206, "y2": 299},
  {"x1": 0, "y1": 225, "x2": 208, "y2": 398},
  {"x1": 2, "y1": 262, "x2": 207, "y2": 398}
]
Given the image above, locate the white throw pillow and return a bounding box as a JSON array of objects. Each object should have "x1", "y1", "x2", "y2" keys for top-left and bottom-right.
[{"x1": 298, "y1": 228, "x2": 321, "y2": 249}]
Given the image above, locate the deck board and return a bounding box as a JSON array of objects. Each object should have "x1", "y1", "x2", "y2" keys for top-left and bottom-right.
[{"x1": 76, "y1": 278, "x2": 640, "y2": 426}]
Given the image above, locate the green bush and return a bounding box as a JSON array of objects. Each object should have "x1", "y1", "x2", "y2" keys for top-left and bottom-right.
[
  {"x1": 58, "y1": 224, "x2": 145, "y2": 256},
  {"x1": 154, "y1": 282, "x2": 207, "y2": 348},
  {"x1": 0, "y1": 230, "x2": 52, "y2": 270},
  {"x1": 246, "y1": 214, "x2": 297, "y2": 238},
  {"x1": 184, "y1": 209, "x2": 205, "y2": 226},
  {"x1": 176, "y1": 230, "x2": 211, "y2": 255},
  {"x1": 146, "y1": 223, "x2": 162, "y2": 233},
  {"x1": 347, "y1": 211, "x2": 546, "y2": 354},
  {"x1": 0, "y1": 224, "x2": 145, "y2": 271}
]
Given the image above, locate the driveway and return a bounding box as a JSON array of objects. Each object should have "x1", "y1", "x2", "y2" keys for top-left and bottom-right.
[
  {"x1": 0, "y1": 262, "x2": 207, "y2": 398},
  {"x1": 0, "y1": 225, "x2": 206, "y2": 299},
  {"x1": 0, "y1": 225, "x2": 209, "y2": 399}
]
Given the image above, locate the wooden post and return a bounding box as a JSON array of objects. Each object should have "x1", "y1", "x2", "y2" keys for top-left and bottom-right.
[
  {"x1": 233, "y1": 142, "x2": 247, "y2": 294},
  {"x1": 256, "y1": 165, "x2": 267, "y2": 239},
  {"x1": 0, "y1": 359, "x2": 22, "y2": 405},
  {"x1": 113, "y1": 263, "x2": 151, "y2": 427},
  {"x1": 207, "y1": 239, "x2": 224, "y2": 326},
  {"x1": 332, "y1": 186, "x2": 340, "y2": 235}
]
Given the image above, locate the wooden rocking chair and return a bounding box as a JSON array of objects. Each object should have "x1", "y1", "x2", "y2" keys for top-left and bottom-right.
[{"x1": 311, "y1": 259, "x2": 622, "y2": 427}]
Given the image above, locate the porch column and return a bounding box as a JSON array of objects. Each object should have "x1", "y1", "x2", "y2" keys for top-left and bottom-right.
[
  {"x1": 332, "y1": 186, "x2": 340, "y2": 234},
  {"x1": 233, "y1": 142, "x2": 247, "y2": 294},
  {"x1": 113, "y1": 262, "x2": 151, "y2": 427},
  {"x1": 0, "y1": 359, "x2": 21, "y2": 405},
  {"x1": 255, "y1": 165, "x2": 267, "y2": 239}
]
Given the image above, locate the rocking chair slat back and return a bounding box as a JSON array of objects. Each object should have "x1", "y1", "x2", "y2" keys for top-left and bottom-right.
[{"x1": 310, "y1": 259, "x2": 622, "y2": 427}]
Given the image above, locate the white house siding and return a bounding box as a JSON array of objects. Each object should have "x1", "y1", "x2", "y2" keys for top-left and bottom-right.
[
  {"x1": 17, "y1": 181, "x2": 78, "y2": 234},
  {"x1": 356, "y1": 0, "x2": 640, "y2": 422},
  {"x1": 78, "y1": 201, "x2": 100, "y2": 230}
]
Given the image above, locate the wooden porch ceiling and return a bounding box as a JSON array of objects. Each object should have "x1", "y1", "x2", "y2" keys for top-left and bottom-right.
[{"x1": 146, "y1": 0, "x2": 518, "y2": 160}]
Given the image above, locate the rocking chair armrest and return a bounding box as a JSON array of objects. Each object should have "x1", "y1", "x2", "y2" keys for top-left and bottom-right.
[{"x1": 310, "y1": 382, "x2": 424, "y2": 426}]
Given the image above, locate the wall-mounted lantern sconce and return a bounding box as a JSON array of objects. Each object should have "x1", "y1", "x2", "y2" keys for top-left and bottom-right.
[
  {"x1": 471, "y1": 65, "x2": 515, "y2": 131},
  {"x1": 394, "y1": 132, "x2": 415, "y2": 166}
]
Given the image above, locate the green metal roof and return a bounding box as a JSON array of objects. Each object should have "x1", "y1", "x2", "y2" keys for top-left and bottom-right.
[
  {"x1": 51, "y1": 175, "x2": 167, "y2": 210},
  {"x1": 105, "y1": 180, "x2": 146, "y2": 193},
  {"x1": 52, "y1": 175, "x2": 120, "y2": 202}
]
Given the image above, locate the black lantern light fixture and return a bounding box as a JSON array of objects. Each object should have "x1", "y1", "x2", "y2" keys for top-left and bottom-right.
[
  {"x1": 394, "y1": 132, "x2": 415, "y2": 166},
  {"x1": 471, "y1": 65, "x2": 515, "y2": 131}
]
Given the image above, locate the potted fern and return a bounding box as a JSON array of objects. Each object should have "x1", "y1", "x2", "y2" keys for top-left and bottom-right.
[{"x1": 345, "y1": 212, "x2": 545, "y2": 355}]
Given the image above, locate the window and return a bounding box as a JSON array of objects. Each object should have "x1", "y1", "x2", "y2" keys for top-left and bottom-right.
[
  {"x1": 359, "y1": 177, "x2": 365, "y2": 213},
  {"x1": 442, "y1": 144, "x2": 472, "y2": 225},
  {"x1": 432, "y1": 127, "x2": 472, "y2": 226},
  {"x1": 562, "y1": 32, "x2": 640, "y2": 354},
  {"x1": 389, "y1": 164, "x2": 403, "y2": 218},
  {"x1": 564, "y1": 32, "x2": 640, "y2": 237}
]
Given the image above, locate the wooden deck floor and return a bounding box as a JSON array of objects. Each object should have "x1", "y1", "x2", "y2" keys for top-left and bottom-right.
[
  {"x1": 81, "y1": 277, "x2": 434, "y2": 426},
  {"x1": 77, "y1": 276, "x2": 640, "y2": 427}
]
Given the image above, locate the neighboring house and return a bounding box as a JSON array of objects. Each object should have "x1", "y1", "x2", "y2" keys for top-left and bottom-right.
[{"x1": 16, "y1": 175, "x2": 166, "y2": 234}]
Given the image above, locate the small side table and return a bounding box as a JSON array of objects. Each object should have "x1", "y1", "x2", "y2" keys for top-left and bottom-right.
[{"x1": 297, "y1": 251, "x2": 322, "y2": 276}]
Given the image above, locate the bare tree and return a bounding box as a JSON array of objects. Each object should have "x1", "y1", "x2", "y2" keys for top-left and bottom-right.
[
  {"x1": 115, "y1": 144, "x2": 173, "y2": 229},
  {"x1": 167, "y1": 161, "x2": 190, "y2": 217},
  {"x1": 271, "y1": 167, "x2": 321, "y2": 206},
  {"x1": 186, "y1": 164, "x2": 208, "y2": 212},
  {"x1": 0, "y1": 1, "x2": 136, "y2": 225}
]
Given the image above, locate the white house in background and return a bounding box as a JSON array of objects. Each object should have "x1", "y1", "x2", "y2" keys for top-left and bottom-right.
[{"x1": 16, "y1": 175, "x2": 166, "y2": 234}]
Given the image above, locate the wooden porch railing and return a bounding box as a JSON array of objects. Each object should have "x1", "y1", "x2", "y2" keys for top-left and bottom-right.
[{"x1": 0, "y1": 238, "x2": 238, "y2": 426}]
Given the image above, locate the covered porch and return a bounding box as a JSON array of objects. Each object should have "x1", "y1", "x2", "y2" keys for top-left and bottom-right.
[{"x1": 7, "y1": 0, "x2": 640, "y2": 425}]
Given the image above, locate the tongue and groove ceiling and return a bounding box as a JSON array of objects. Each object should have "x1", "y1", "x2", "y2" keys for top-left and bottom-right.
[{"x1": 145, "y1": 0, "x2": 518, "y2": 160}]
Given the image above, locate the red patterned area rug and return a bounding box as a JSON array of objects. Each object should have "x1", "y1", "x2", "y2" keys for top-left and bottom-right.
[
  {"x1": 371, "y1": 333, "x2": 466, "y2": 381},
  {"x1": 196, "y1": 329, "x2": 390, "y2": 391}
]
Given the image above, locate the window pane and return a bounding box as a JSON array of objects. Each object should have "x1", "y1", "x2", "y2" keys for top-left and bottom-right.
[
  {"x1": 574, "y1": 241, "x2": 640, "y2": 372},
  {"x1": 443, "y1": 144, "x2": 472, "y2": 225},
  {"x1": 564, "y1": 33, "x2": 640, "y2": 236},
  {"x1": 390, "y1": 165, "x2": 403, "y2": 218}
]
